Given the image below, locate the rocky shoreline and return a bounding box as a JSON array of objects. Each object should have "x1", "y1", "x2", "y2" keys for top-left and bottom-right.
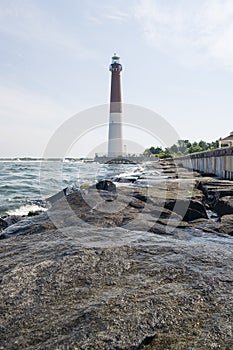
[
  {"x1": 1, "y1": 160, "x2": 233, "y2": 238},
  {"x1": 0, "y1": 160, "x2": 233, "y2": 349}
]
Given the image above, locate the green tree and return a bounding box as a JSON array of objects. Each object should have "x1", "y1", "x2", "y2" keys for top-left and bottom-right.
[
  {"x1": 144, "y1": 138, "x2": 220, "y2": 157},
  {"x1": 158, "y1": 148, "x2": 172, "y2": 159},
  {"x1": 169, "y1": 144, "x2": 178, "y2": 154},
  {"x1": 177, "y1": 140, "x2": 191, "y2": 153},
  {"x1": 144, "y1": 146, "x2": 163, "y2": 155},
  {"x1": 187, "y1": 142, "x2": 203, "y2": 154},
  {"x1": 198, "y1": 140, "x2": 209, "y2": 151},
  {"x1": 209, "y1": 140, "x2": 219, "y2": 149}
]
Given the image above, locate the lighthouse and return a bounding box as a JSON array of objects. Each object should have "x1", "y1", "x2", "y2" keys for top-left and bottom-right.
[{"x1": 108, "y1": 53, "x2": 123, "y2": 157}]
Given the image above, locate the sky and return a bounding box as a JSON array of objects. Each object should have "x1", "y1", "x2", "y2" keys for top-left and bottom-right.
[{"x1": 1, "y1": 0, "x2": 233, "y2": 157}]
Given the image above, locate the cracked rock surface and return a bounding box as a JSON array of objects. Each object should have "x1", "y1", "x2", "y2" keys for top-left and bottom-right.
[
  {"x1": 0, "y1": 162, "x2": 233, "y2": 349},
  {"x1": 1, "y1": 219, "x2": 233, "y2": 349}
]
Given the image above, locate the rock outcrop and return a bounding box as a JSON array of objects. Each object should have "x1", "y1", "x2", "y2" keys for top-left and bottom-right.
[
  {"x1": 0, "y1": 221, "x2": 233, "y2": 349},
  {"x1": 213, "y1": 196, "x2": 233, "y2": 216},
  {"x1": 164, "y1": 199, "x2": 208, "y2": 222},
  {"x1": 218, "y1": 214, "x2": 233, "y2": 235},
  {"x1": 0, "y1": 161, "x2": 233, "y2": 349},
  {"x1": 0, "y1": 218, "x2": 7, "y2": 231},
  {"x1": 197, "y1": 177, "x2": 233, "y2": 236}
]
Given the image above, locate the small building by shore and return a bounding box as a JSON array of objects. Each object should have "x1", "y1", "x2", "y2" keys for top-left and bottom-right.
[{"x1": 219, "y1": 131, "x2": 233, "y2": 148}]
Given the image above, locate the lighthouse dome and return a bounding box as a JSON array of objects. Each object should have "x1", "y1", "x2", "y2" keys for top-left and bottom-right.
[{"x1": 112, "y1": 53, "x2": 120, "y2": 64}]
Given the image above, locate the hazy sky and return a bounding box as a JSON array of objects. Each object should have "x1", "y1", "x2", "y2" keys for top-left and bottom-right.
[{"x1": 1, "y1": 0, "x2": 233, "y2": 157}]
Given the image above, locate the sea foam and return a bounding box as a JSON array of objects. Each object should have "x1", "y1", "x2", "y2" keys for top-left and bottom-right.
[{"x1": 7, "y1": 204, "x2": 47, "y2": 216}]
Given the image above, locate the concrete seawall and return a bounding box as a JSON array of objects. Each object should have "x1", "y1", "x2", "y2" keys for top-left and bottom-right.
[{"x1": 175, "y1": 147, "x2": 233, "y2": 180}]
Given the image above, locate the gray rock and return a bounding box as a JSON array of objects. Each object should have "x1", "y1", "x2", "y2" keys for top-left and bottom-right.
[
  {"x1": 0, "y1": 226, "x2": 233, "y2": 349},
  {"x1": 0, "y1": 161, "x2": 233, "y2": 349},
  {"x1": 165, "y1": 199, "x2": 208, "y2": 222},
  {"x1": 213, "y1": 196, "x2": 233, "y2": 216},
  {"x1": 0, "y1": 218, "x2": 7, "y2": 231},
  {"x1": 5, "y1": 215, "x2": 23, "y2": 226},
  {"x1": 0, "y1": 213, "x2": 53, "y2": 239},
  {"x1": 96, "y1": 180, "x2": 116, "y2": 192},
  {"x1": 218, "y1": 214, "x2": 233, "y2": 235},
  {"x1": 47, "y1": 187, "x2": 67, "y2": 204},
  {"x1": 199, "y1": 178, "x2": 233, "y2": 202}
]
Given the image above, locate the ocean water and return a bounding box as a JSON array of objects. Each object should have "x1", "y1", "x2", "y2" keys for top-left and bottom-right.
[{"x1": 0, "y1": 159, "x2": 138, "y2": 217}]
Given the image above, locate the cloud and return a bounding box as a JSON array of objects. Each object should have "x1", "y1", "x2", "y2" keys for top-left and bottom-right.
[
  {"x1": 86, "y1": 0, "x2": 130, "y2": 24},
  {"x1": 101, "y1": 8, "x2": 129, "y2": 22},
  {"x1": 134, "y1": 0, "x2": 233, "y2": 71},
  {"x1": 0, "y1": 0, "x2": 96, "y2": 59}
]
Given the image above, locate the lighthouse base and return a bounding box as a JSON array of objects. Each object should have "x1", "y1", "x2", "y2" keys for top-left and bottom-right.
[
  {"x1": 108, "y1": 112, "x2": 123, "y2": 157},
  {"x1": 94, "y1": 154, "x2": 159, "y2": 164}
]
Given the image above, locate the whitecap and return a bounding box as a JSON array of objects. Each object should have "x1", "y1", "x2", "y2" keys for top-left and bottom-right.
[{"x1": 6, "y1": 204, "x2": 47, "y2": 216}]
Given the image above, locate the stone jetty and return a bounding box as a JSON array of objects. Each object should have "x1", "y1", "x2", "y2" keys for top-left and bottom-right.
[{"x1": 0, "y1": 160, "x2": 233, "y2": 349}]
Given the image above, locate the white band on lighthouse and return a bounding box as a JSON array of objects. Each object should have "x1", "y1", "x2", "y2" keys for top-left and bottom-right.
[{"x1": 108, "y1": 112, "x2": 123, "y2": 157}]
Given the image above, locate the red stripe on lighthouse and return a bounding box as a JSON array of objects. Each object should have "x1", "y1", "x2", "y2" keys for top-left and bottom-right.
[{"x1": 109, "y1": 58, "x2": 122, "y2": 113}]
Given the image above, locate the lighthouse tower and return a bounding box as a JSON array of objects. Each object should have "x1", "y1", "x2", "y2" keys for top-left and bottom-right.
[{"x1": 108, "y1": 53, "x2": 123, "y2": 157}]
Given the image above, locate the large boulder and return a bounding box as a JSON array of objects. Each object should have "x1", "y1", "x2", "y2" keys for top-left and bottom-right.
[
  {"x1": 165, "y1": 199, "x2": 208, "y2": 222},
  {"x1": 95, "y1": 180, "x2": 117, "y2": 202},
  {"x1": 0, "y1": 218, "x2": 7, "y2": 231},
  {"x1": 96, "y1": 180, "x2": 116, "y2": 192},
  {"x1": 5, "y1": 215, "x2": 23, "y2": 226},
  {"x1": 218, "y1": 214, "x2": 233, "y2": 235},
  {"x1": 199, "y1": 178, "x2": 233, "y2": 201},
  {"x1": 213, "y1": 196, "x2": 233, "y2": 216},
  {"x1": 47, "y1": 188, "x2": 67, "y2": 204}
]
